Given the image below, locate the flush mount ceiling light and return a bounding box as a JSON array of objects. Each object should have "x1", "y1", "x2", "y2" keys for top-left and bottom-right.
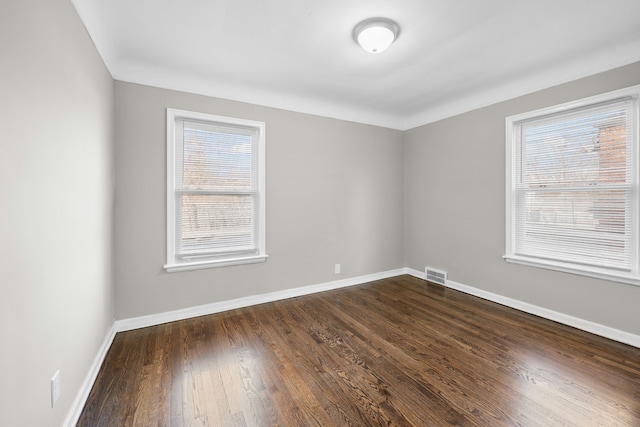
[{"x1": 353, "y1": 17, "x2": 400, "y2": 54}]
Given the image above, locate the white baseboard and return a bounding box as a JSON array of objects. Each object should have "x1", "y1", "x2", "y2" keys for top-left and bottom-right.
[
  {"x1": 62, "y1": 269, "x2": 402, "y2": 426},
  {"x1": 64, "y1": 266, "x2": 639, "y2": 425},
  {"x1": 405, "y1": 267, "x2": 640, "y2": 348},
  {"x1": 63, "y1": 322, "x2": 117, "y2": 427},
  {"x1": 115, "y1": 268, "x2": 406, "y2": 332}
]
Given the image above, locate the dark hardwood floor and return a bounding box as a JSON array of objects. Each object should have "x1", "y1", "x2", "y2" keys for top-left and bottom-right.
[{"x1": 78, "y1": 275, "x2": 640, "y2": 426}]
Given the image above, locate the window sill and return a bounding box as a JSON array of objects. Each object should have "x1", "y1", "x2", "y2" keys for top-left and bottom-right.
[
  {"x1": 503, "y1": 254, "x2": 640, "y2": 287},
  {"x1": 164, "y1": 254, "x2": 268, "y2": 273}
]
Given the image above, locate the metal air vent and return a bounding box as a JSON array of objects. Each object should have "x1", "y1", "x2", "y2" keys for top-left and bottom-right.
[{"x1": 425, "y1": 267, "x2": 447, "y2": 285}]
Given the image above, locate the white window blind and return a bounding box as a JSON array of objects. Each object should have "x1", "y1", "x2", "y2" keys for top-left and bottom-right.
[
  {"x1": 166, "y1": 109, "x2": 266, "y2": 272},
  {"x1": 505, "y1": 85, "x2": 640, "y2": 286}
]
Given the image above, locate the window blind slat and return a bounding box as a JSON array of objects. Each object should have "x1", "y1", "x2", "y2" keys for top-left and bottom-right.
[
  {"x1": 175, "y1": 118, "x2": 259, "y2": 259},
  {"x1": 181, "y1": 123, "x2": 256, "y2": 192},
  {"x1": 176, "y1": 193, "x2": 256, "y2": 256},
  {"x1": 512, "y1": 97, "x2": 634, "y2": 270}
]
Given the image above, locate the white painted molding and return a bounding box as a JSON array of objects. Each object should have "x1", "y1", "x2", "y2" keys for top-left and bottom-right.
[
  {"x1": 405, "y1": 267, "x2": 427, "y2": 280},
  {"x1": 110, "y1": 43, "x2": 640, "y2": 132},
  {"x1": 116, "y1": 268, "x2": 406, "y2": 332},
  {"x1": 63, "y1": 267, "x2": 638, "y2": 425},
  {"x1": 405, "y1": 268, "x2": 640, "y2": 348},
  {"x1": 63, "y1": 322, "x2": 117, "y2": 427},
  {"x1": 61, "y1": 269, "x2": 402, "y2": 425}
]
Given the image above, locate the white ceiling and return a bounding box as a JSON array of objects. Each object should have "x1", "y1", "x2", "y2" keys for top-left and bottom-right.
[{"x1": 71, "y1": 0, "x2": 640, "y2": 130}]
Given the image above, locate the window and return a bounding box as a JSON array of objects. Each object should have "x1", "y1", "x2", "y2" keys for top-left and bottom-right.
[
  {"x1": 165, "y1": 109, "x2": 266, "y2": 272},
  {"x1": 505, "y1": 85, "x2": 640, "y2": 286}
]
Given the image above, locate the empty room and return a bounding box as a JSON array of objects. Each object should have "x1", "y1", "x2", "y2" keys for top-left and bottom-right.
[{"x1": 2, "y1": 0, "x2": 640, "y2": 426}]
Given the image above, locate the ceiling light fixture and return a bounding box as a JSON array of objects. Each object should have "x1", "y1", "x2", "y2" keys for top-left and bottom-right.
[{"x1": 353, "y1": 17, "x2": 400, "y2": 54}]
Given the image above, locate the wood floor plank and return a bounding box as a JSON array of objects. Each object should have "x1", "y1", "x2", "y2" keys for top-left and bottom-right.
[{"x1": 77, "y1": 275, "x2": 640, "y2": 426}]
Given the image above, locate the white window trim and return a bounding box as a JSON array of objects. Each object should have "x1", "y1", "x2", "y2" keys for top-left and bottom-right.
[
  {"x1": 505, "y1": 84, "x2": 640, "y2": 286},
  {"x1": 164, "y1": 108, "x2": 267, "y2": 272}
]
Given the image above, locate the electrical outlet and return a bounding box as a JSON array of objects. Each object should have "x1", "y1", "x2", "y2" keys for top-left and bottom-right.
[
  {"x1": 334, "y1": 264, "x2": 341, "y2": 274},
  {"x1": 51, "y1": 370, "x2": 60, "y2": 408}
]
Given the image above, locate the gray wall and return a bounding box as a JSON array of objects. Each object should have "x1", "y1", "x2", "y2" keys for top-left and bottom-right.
[
  {"x1": 2, "y1": 1, "x2": 638, "y2": 422},
  {"x1": 0, "y1": 0, "x2": 115, "y2": 425},
  {"x1": 404, "y1": 61, "x2": 640, "y2": 336},
  {"x1": 114, "y1": 82, "x2": 404, "y2": 319}
]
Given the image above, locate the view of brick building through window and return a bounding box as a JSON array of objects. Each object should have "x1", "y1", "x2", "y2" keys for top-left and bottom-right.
[
  {"x1": 597, "y1": 124, "x2": 627, "y2": 182},
  {"x1": 518, "y1": 104, "x2": 631, "y2": 269},
  {"x1": 593, "y1": 124, "x2": 627, "y2": 233}
]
